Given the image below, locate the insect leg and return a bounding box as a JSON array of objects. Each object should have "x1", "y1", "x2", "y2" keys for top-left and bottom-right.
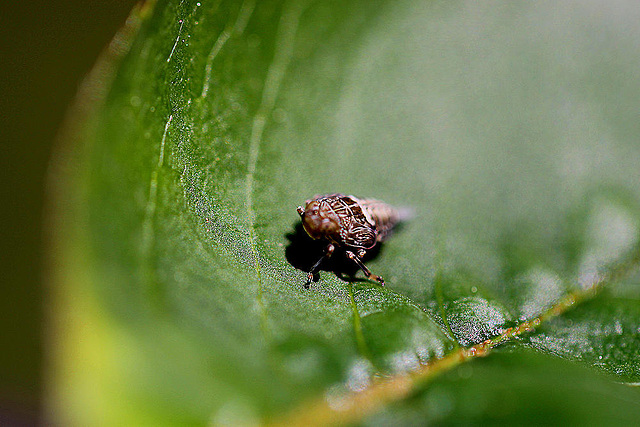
[
  {"x1": 305, "y1": 244, "x2": 335, "y2": 289},
  {"x1": 345, "y1": 250, "x2": 385, "y2": 286}
]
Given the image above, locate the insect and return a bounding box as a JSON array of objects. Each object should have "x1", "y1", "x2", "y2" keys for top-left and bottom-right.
[{"x1": 297, "y1": 193, "x2": 406, "y2": 288}]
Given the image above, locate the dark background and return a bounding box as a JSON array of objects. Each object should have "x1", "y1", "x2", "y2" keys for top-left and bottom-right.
[{"x1": 0, "y1": 1, "x2": 136, "y2": 424}]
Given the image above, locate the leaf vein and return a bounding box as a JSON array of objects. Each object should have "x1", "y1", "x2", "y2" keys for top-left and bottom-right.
[
  {"x1": 141, "y1": 113, "x2": 173, "y2": 257},
  {"x1": 347, "y1": 283, "x2": 374, "y2": 363},
  {"x1": 245, "y1": 0, "x2": 307, "y2": 340},
  {"x1": 201, "y1": 0, "x2": 256, "y2": 98}
]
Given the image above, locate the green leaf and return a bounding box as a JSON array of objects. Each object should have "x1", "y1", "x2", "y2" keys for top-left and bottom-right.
[
  {"x1": 49, "y1": 0, "x2": 640, "y2": 425},
  {"x1": 528, "y1": 296, "x2": 640, "y2": 382},
  {"x1": 369, "y1": 349, "x2": 640, "y2": 425}
]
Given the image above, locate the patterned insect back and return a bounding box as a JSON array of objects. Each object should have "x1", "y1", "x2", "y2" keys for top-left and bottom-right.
[
  {"x1": 326, "y1": 195, "x2": 378, "y2": 249},
  {"x1": 297, "y1": 193, "x2": 407, "y2": 288}
]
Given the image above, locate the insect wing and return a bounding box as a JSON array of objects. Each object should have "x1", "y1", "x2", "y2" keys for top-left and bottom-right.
[{"x1": 341, "y1": 224, "x2": 377, "y2": 249}]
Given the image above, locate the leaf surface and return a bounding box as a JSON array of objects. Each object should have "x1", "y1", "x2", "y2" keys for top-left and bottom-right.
[{"x1": 50, "y1": 0, "x2": 640, "y2": 424}]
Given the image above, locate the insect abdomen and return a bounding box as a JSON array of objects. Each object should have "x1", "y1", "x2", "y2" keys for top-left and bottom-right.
[{"x1": 357, "y1": 198, "x2": 401, "y2": 242}]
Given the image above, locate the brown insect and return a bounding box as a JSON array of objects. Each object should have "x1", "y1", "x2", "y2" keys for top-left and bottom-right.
[{"x1": 297, "y1": 193, "x2": 407, "y2": 288}]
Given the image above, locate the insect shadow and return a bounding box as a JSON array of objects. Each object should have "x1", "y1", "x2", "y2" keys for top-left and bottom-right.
[{"x1": 285, "y1": 222, "x2": 383, "y2": 286}]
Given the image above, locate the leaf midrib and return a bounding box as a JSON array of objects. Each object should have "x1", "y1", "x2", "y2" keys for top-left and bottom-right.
[{"x1": 269, "y1": 244, "x2": 640, "y2": 426}]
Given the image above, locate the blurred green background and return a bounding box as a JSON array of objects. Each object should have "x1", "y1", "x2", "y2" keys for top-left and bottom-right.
[{"x1": 0, "y1": 1, "x2": 135, "y2": 424}]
